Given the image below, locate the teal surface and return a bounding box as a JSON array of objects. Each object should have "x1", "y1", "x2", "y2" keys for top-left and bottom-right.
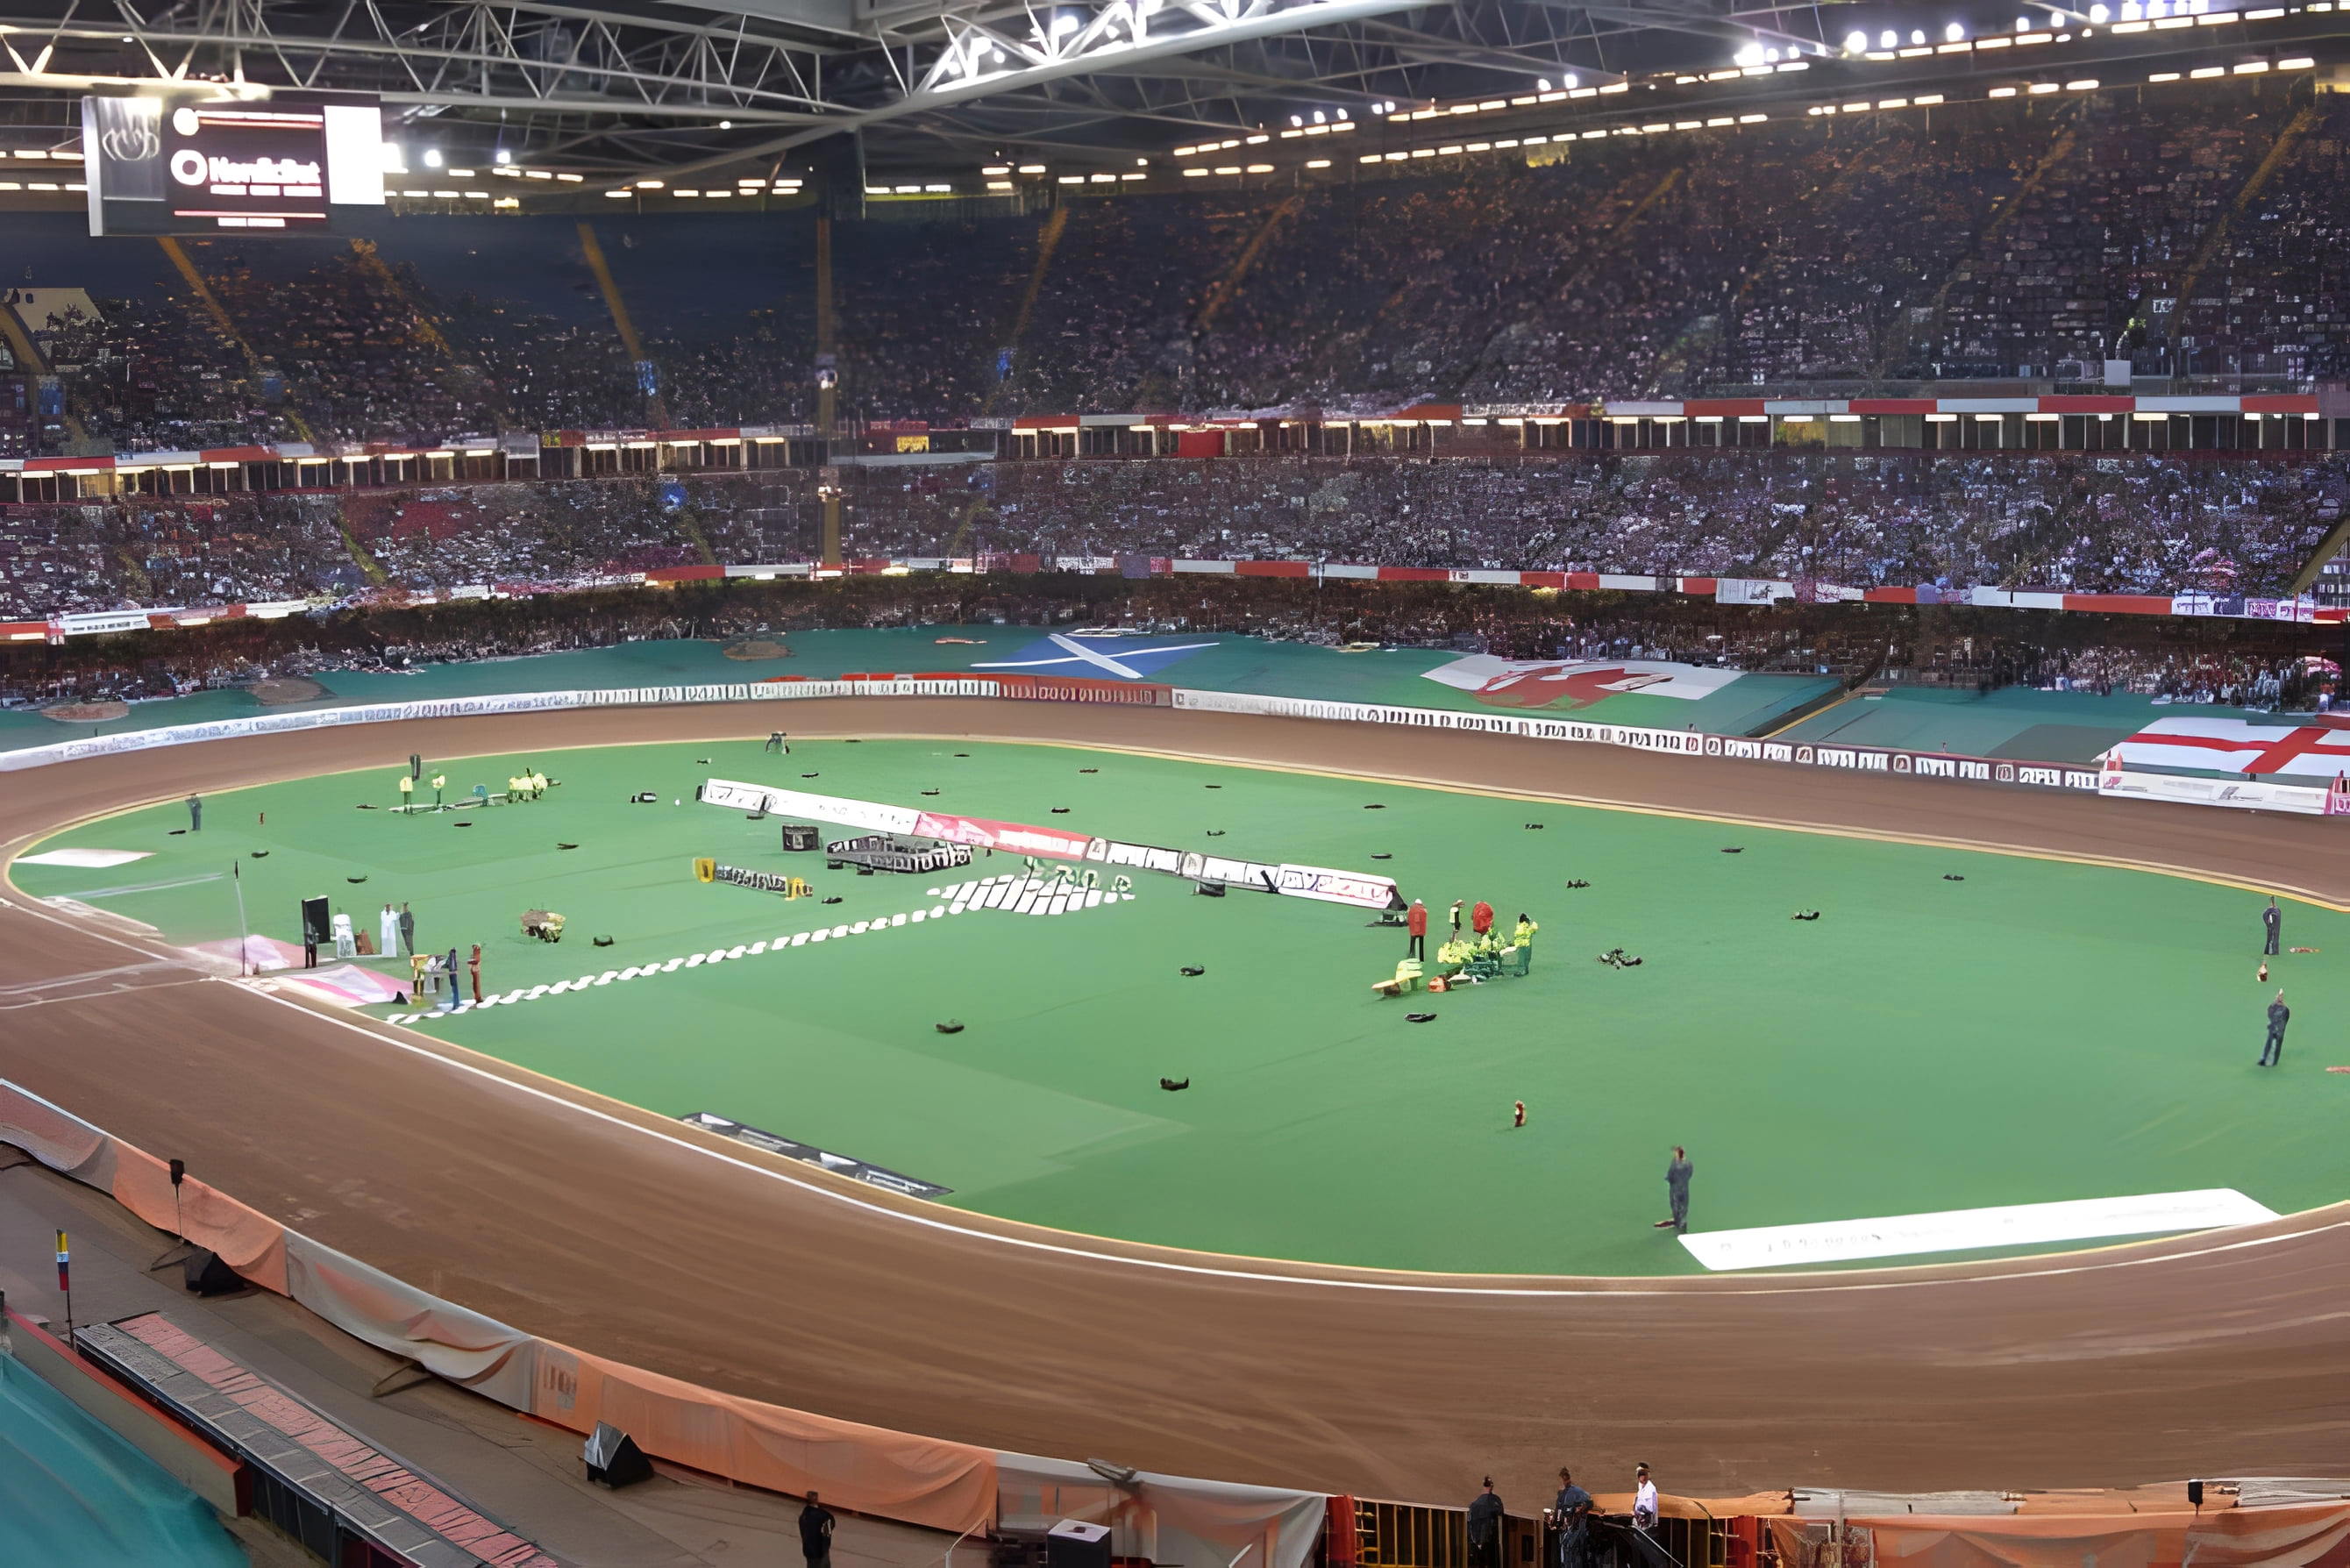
[
  {"x1": 0, "y1": 1355, "x2": 245, "y2": 1568},
  {"x1": 1777, "y1": 685, "x2": 2300, "y2": 765},
  {"x1": 0, "y1": 628, "x2": 1835, "y2": 750}
]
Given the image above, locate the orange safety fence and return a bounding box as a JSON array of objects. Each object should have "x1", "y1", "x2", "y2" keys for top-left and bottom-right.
[
  {"x1": 1766, "y1": 1502, "x2": 2350, "y2": 1568},
  {"x1": 0, "y1": 1078, "x2": 998, "y2": 1535}
]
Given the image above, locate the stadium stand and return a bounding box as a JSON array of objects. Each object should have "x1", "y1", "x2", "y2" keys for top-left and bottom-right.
[
  {"x1": 4, "y1": 86, "x2": 2346, "y2": 446},
  {"x1": 8, "y1": 452, "x2": 2342, "y2": 620}
]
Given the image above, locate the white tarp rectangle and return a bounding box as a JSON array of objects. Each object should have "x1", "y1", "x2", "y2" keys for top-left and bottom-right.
[{"x1": 1681, "y1": 1188, "x2": 2280, "y2": 1272}]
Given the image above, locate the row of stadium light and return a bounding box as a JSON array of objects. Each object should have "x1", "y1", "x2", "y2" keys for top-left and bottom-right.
[
  {"x1": 1177, "y1": 0, "x2": 2325, "y2": 161},
  {"x1": 1320, "y1": 45, "x2": 2317, "y2": 175},
  {"x1": 1805, "y1": 51, "x2": 2317, "y2": 111},
  {"x1": 0, "y1": 148, "x2": 90, "y2": 193},
  {"x1": 602, "y1": 176, "x2": 807, "y2": 198},
  {"x1": 1834, "y1": 0, "x2": 2329, "y2": 56},
  {"x1": 979, "y1": 161, "x2": 1050, "y2": 190}
]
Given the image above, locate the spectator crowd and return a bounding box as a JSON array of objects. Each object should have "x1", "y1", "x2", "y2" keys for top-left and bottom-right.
[
  {"x1": 1, "y1": 567, "x2": 2335, "y2": 716},
  {"x1": 1, "y1": 452, "x2": 2342, "y2": 623},
  {"x1": 2, "y1": 86, "x2": 2343, "y2": 456}
]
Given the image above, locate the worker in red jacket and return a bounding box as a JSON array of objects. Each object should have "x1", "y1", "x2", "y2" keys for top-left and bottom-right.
[
  {"x1": 1406, "y1": 899, "x2": 1428, "y2": 960},
  {"x1": 1471, "y1": 900, "x2": 1495, "y2": 938}
]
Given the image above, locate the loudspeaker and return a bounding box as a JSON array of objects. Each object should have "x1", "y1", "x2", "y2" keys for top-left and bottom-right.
[
  {"x1": 584, "y1": 1422, "x2": 654, "y2": 1488},
  {"x1": 2188, "y1": 1480, "x2": 2204, "y2": 1509},
  {"x1": 182, "y1": 1249, "x2": 242, "y2": 1296},
  {"x1": 168, "y1": 1158, "x2": 185, "y2": 1187},
  {"x1": 1047, "y1": 1520, "x2": 1112, "y2": 1568}
]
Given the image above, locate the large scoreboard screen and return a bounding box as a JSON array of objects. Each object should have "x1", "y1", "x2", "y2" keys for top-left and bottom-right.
[{"x1": 83, "y1": 91, "x2": 384, "y2": 237}]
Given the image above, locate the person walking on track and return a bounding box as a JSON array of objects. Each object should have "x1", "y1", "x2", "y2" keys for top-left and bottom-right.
[
  {"x1": 2264, "y1": 897, "x2": 2282, "y2": 956},
  {"x1": 2261, "y1": 990, "x2": 2289, "y2": 1067}
]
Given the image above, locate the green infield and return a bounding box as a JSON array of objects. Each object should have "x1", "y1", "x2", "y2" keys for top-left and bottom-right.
[{"x1": 15, "y1": 738, "x2": 2347, "y2": 1276}]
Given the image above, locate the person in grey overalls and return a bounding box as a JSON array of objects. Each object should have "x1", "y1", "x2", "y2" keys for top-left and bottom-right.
[
  {"x1": 2261, "y1": 990, "x2": 2289, "y2": 1067},
  {"x1": 1662, "y1": 1147, "x2": 1693, "y2": 1233}
]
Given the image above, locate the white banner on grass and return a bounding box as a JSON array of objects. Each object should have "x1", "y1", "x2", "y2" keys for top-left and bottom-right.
[
  {"x1": 702, "y1": 778, "x2": 922, "y2": 835},
  {"x1": 1272, "y1": 863, "x2": 1401, "y2": 909},
  {"x1": 1680, "y1": 1188, "x2": 2281, "y2": 1271}
]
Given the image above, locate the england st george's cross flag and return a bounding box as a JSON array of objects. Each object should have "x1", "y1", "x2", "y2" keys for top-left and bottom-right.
[
  {"x1": 2103, "y1": 716, "x2": 2350, "y2": 781},
  {"x1": 971, "y1": 632, "x2": 1220, "y2": 681},
  {"x1": 1418, "y1": 654, "x2": 1746, "y2": 711}
]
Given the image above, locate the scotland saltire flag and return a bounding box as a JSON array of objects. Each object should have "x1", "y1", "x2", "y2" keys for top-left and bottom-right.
[{"x1": 972, "y1": 632, "x2": 1218, "y2": 681}]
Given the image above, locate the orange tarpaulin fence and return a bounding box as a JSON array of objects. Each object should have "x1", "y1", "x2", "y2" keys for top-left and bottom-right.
[
  {"x1": 1767, "y1": 1504, "x2": 2350, "y2": 1568},
  {"x1": 0, "y1": 1079, "x2": 997, "y2": 1534}
]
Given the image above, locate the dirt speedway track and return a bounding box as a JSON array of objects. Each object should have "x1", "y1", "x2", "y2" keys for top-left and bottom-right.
[{"x1": 4, "y1": 697, "x2": 2347, "y2": 1505}]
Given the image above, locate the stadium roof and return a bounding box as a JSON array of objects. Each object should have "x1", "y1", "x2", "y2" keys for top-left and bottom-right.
[
  {"x1": 0, "y1": 0, "x2": 1865, "y2": 182},
  {"x1": 0, "y1": 0, "x2": 2337, "y2": 187}
]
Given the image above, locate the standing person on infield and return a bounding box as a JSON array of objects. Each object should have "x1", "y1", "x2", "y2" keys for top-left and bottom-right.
[
  {"x1": 1655, "y1": 1147, "x2": 1693, "y2": 1232},
  {"x1": 1548, "y1": 1467, "x2": 1593, "y2": 1568},
  {"x1": 2264, "y1": 897, "x2": 2282, "y2": 956},
  {"x1": 1406, "y1": 899, "x2": 1428, "y2": 960},
  {"x1": 1468, "y1": 1478, "x2": 1505, "y2": 1568},
  {"x1": 186, "y1": 793, "x2": 202, "y2": 832},
  {"x1": 1449, "y1": 900, "x2": 1465, "y2": 941},
  {"x1": 378, "y1": 902, "x2": 399, "y2": 959},
  {"x1": 800, "y1": 1492, "x2": 835, "y2": 1568},
  {"x1": 2261, "y1": 989, "x2": 2289, "y2": 1067},
  {"x1": 397, "y1": 902, "x2": 416, "y2": 957}
]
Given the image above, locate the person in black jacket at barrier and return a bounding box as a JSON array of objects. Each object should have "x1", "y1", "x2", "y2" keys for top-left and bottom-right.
[
  {"x1": 801, "y1": 1492, "x2": 836, "y2": 1568},
  {"x1": 1469, "y1": 1479, "x2": 1505, "y2": 1568}
]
